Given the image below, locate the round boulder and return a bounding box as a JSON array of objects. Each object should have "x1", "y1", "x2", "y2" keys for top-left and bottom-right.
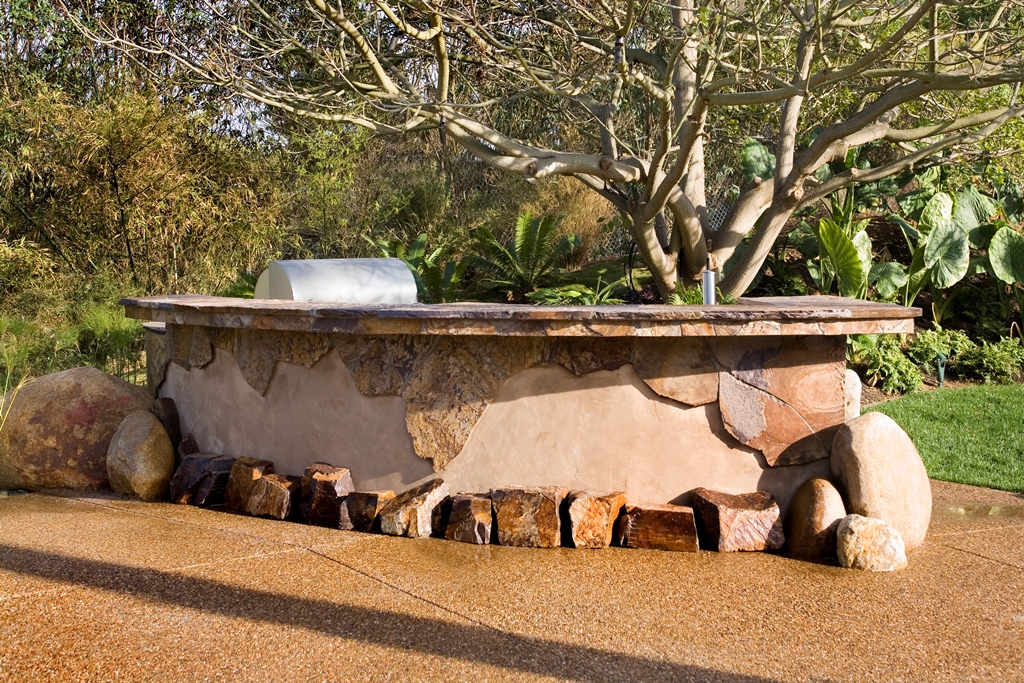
[
  {"x1": 107, "y1": 410, "x2": 175, "y2": 501},
  {"x1": 0, "y1": 367, "x2": 151, "y2": 490},
  {"x1": 836, "y1": 514, "x2": 908, "y2": 572},
  {"x1": 785, "y1": 478, "x2": 846, "y2": 563},
  {"x1": 831, "y1": 412, "x2": 931, "y2": 548}
]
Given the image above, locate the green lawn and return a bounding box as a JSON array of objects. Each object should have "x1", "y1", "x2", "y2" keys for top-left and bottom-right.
[{"x1": 866, "y1": 384, "x2": 1024, "y2": 493}]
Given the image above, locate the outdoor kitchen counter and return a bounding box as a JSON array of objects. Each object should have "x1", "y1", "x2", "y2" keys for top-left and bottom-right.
[
  {"x1": 122, "y1": 294, "x2": 917, "y2": 337},
  {"x1": 124, "y1": 295, "x2": 920, "y2": 512}
]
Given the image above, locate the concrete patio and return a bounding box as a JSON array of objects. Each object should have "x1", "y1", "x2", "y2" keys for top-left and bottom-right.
[{"x1": 1, "y1": 480, "x2": 1021, "y2": 682}]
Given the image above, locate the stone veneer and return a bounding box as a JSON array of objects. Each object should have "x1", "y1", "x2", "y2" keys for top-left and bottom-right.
[{"x1": 127, "y1": 295, "x2": 917, "y2": 513}]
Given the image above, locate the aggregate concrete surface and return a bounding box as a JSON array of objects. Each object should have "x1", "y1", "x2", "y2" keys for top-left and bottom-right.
[{"x1": 0, "y1": 480, "x2": 1021, "y2": 682}]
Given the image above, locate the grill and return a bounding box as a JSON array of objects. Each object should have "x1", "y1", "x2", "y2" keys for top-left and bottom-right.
[{"x1": 254, "y1": 259, "x2": 418, "y2": 304}]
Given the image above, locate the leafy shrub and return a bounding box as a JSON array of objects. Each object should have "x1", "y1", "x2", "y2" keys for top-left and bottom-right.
[
  {"x1": 958, "y1": 338, "x2": 1024, "y2": 384},
  {"x1": 849, "y1": 334, "x2": 922, "y2": 394},
  {"x1": 905, "y1": 328, "x2": 976, "y2": 369}
]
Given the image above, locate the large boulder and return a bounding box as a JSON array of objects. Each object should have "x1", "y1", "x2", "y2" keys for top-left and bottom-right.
[
  {"x1": 106, "y1": 410, "x2": 175, "y2": 501},
  {"x1": 0, "y1": 367, "x2": 151, "y2": 490},
  {"x1": 785, "y1": 478, "x2": 846, "y2": 562},
  {"x1": 831, "y1": 412, "x2": 931, "y2": 548}
]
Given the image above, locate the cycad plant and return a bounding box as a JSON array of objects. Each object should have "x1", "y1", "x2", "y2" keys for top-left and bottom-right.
[{"x1": 471, "y1": 212, "x2": 581, "y2": 302}]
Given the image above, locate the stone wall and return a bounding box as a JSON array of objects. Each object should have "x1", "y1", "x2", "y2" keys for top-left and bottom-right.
[{"x1": 150, "y1": 325, "x2": 845, "y2": 512}]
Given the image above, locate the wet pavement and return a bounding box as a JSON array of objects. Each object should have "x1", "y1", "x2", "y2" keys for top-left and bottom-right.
[{"x1": 0, "y1": 480, "x2": 1022, "y2": 682}]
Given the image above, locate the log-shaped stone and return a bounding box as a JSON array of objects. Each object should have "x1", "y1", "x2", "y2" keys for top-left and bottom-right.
[
  {"x1": 566, "y1": 491, "x2": 627, "y2": 549},
  {"x1": 836, "y1": 514, "x2": 908, "y2": 572},
  {"x1": 491, "y1": 486, "x2": 568, "y2": 548},
  {"x1": 615, "y1": 504, "x2": 699, "y2": 552},
  {"x1": 340, "y1": 491, "x2": 395, "y2": 532},
  {"x1": 223, "y1": 457, "x2": 274, "y2": 512},
  {"x1": 445, "y1": 494, "x2": 492, "y2": 544},
  {"x1": 246, "y1": 474, "x2": 301, "y2": 520},
  {"x1": 169, "y1": 453, "x2": 237, "y2": 506},
  {"x1": 379, "y1": 479, "x2": 450, "y2": 538},
  {"x1": 691, "y1": 488, "x2": 784, "y2": 552},
  {"x1": 785, "y1": 478, "x2": 846, "y2": 562},
  {"x1": 301, "y1": 463, "x2": 354, "y2": 526}
]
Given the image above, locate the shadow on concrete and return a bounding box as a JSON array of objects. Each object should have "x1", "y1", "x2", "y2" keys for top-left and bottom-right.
[{"x1": 0, "y1": 544, "x2": 787, "y2": 683}]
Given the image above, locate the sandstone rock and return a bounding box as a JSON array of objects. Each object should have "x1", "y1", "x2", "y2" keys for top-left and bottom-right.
[
  {"x1": 0, "y1": 367, "x2": 151, "y2": 490},
  {"x1": 566, "y1": 491, "x2": 627, "y2": 549},
  {"x1": 445, "y1": 494, "x2": 492, "y2": 544},
  {"x1": 615, "y1": 504, "x2": 699, "y2": 552},
  {"x1": 379, "y1": 479, "x2": 450, "y2": 538},
  {"x1": 785, "y1": 478, "x2": 846, "y2": 562},
  {"x1": 490, "y1": 486, "x2": 568, "y2": 548},
  {"x1": 150, "y1": 397, "x2": 182, "y2": 455},
  {"x1": 843, "y1": 369, "x2": 861, "y2": 422},
  {"x1": 169, "y1": 453, "x2": 236, "y2": 505},
  {"x1": 178, "y1": 433, "x2": 200, "y2": 459},
  {"x1": 223, "y1": 457, "x2": 274, "y2": 512},
  {"x1": 831, "y1": 412, "x2": 931, "y2": 548},
  {"x1": 106, "y1": 410, "x2": 175, "y2": 501},
  {"x1": 715, "y1": 336, "x2": 846, "y2": 466},
  {"x1": 691, "y1": 488, "x2": 784, "y2": 552},
  {"x1": 633, "y1": 338, "x2": 718, "y2": 406},
  {"x1": 246, "y1": 474, "x2": 301, "y2": 519},
  {"x1": 836, "y1": 514, "x2": 908, "y2": 571},
  {"x1": 303, "y1": 463, "x2": 354, "y2": 527},
  {"x1": 340, "y1": 491, "x2": 395, "y2": 532}
]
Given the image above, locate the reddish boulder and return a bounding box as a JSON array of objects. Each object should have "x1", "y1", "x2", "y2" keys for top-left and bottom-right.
[{"x1": 0, "y1": 367, "x2": 150, "y2": 490}]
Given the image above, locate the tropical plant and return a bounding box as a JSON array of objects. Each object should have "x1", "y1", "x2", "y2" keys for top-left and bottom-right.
[
  {"x1": 471, "y1": 213, "x2": 581, "y2": 302},
  {"x1": 527, "y1": 278, "x2": 625, "y2": 306},
  {"x1": 365, "y1": 232, "x2": 467, "y2": 303}
]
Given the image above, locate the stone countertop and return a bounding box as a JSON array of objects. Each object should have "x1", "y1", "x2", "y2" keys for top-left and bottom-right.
[{"x1": 122, "y1": 295, "x2": 920, "y2": 337}]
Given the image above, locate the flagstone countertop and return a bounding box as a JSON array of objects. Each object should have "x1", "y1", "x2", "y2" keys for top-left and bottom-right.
[{"x1": 122, "y1": 295, "x2": 919, "y2": 337}]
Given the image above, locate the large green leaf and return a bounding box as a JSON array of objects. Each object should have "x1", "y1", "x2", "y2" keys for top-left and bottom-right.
[
  {"x1": 917, "y1": 166, "x2": 942, "y2": 192},
  {"x1": 923, "y1": 218, "x2": 969, "y2": 289},
  {"x1": 869, "y1": 261, "x2": 909, "y2": 299},
  {"x1": 897, "y1": 189, "x2": 934, "y2": 222},
  {"x1": 739, "y1": 138, "x2": 775, "y2": 184},
  {"x1": 818, "y1": 219, "x2": 865, "y2": 297},
  {"x1": 920, "y1": 192, "x2": 954, "y2": 231},
  {"x1": 994, "y1": 172, "x2": 1024, "y2": 222},
  {"x1": 954, "y1": 185, "x2": 1000, "y2": 232},
  {"x1": 852, "y1": 229, "x2": 873, "y2": 275},
  {"x1": 969, "y1": 222, "x2": 999, "y2": 249},
  {"x1": 989, "y1": 226, "x2": 1024, "y2": 284}
]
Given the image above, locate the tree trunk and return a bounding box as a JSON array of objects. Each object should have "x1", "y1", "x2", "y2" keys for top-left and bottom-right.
[{"x1": 628, "y1": 210, "x2": 678, "y2": 300}]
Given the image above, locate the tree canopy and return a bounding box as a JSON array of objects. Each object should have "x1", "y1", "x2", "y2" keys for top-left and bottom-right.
[{"x1": 81, "y1": 0, "x2": 1024, "y2": 297}]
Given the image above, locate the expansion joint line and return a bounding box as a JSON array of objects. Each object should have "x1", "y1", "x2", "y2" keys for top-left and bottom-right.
[{"x1": 939, "y1": 542, "x2": 1024, "y2": 572}]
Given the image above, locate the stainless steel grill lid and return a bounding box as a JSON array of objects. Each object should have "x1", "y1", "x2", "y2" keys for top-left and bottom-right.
[{"x1": 254, "y1": 259, "x2": 417, "y2": 304}]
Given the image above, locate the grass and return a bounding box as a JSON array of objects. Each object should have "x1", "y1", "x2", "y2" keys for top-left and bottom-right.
[{"x1": 866, "y1": 384, "x2": 1024, "y2": 493}]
